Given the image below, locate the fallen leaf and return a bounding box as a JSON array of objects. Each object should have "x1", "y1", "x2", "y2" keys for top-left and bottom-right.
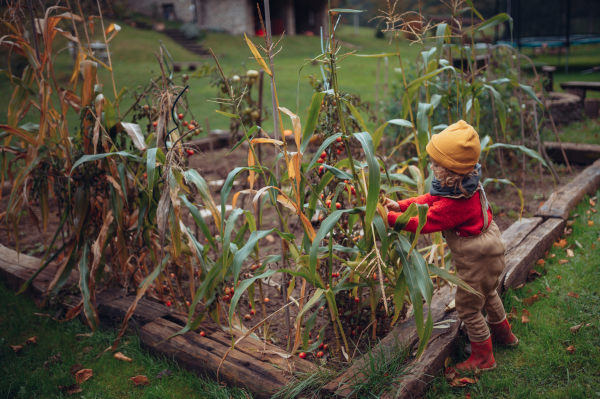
[
  {"x1": 58, "y1": 384, "x2": 82, "y2": 395},
  {"x1": 458, "y1": 377, "x2": 478, "y2": 384},
  {"x1": 567, "y1": 292, "x2": 579, "y2": 299},
  {"x1": 34, "y1": 313, "x2": 51, "y2": 318},
  {"x1": 466, "y1": 394, "x2": 472, "y2": 399},
  {"x1": 546, "y1": 287, "x2": 552, "y2": 292},
  {"x1": 522, "y1": 295, "x2": 539, "y2": 306},
  {"x1": 591, "y1": 208, "x2": 597, "y2": 213},
  {"x1": 564, "y1": 227, "x2": 573, "y2": 235},
  {"x1": 76, "y1": 369, "x2": 93, "y2": 384},
  {"x1": 554, "y1": 239, "x2": 567, "y2": 248},
  {"x1": 265, "y1": 234, "x2": 275, "y2": 243},
  {"x1": 566, "y1": 249, "x2": 575, "y2": 257},
  {"x1": 557, "y1": 275, "x2": 562, "y2": 279},
  {"x1": 70, "y1": 363, "x2": 83, "y2": 377},
  {"x1": 566, "y1": 220, "x2": 574, "y2": 227},
  {"x1": 9, "y1": 345, "x2": 23, "y2": 353},
  {"x1": 44, "y1": 352, "x2": 62, "y2": 368},
  {"x1": 444, "y1": 357, "x2": 452, "y2": 368},
  {"x1": 130, "y1": 375, "x2": 150, "y2": 386},
  {"x1": 522, "y1": 309, "x2": 531, "y2": 317},
  {"x1": 566, "y1": 345, "x2": 576, "y2": 353},
  {"x1": 588, "y1": 220, "x2": 594, "y2": 227},
  {"x1": 570, "y1": 323, "x2": 584, "y2": 334},
  {"x1": 549, "y1": 253, "x2": 556, "y2": 258},
  {"x1": 445, "y1": 299, "x2": 456, "y2": 312},
  {"x1": 575, "y1": 240, "x2": 583, "y2": 249},
  {"x1": 114, "y1": 352, "x2": 133, "y2": 362},
  {"x1": 591, "y1": 199, "x2": 596, "y2": 207},
  {"x1": 75, "y1": 333, "x2": 94, "y2": 338},
  {"x1": 156, "y1": 369, "x2": 172, "y2": 379},
  {"x1": 514, "y1": 283, "x2": 524, "y2": 290},
  {"x1": 536, "y1": 259, "x2": 546, "y2": 266},
  {"x1": 512, "y1": 296, "x2": 522, "y2": 303},
  {"x1": 593, "y1": 244, "x2": 596, "y2": 249},
  {"x1": 558, "y1": 259, "x2": 569, "y2": 265},
  {"x1": 528, "y1": 269, "x2": 542, "y2": 280},
  {"x1": 521, "y1": 315, "x2": 530, "y2": 324}
]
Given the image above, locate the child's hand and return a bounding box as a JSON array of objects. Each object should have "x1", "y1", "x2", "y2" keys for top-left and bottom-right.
[{"x1": 383, "y1": 197, "x2": 400, "y2": 212}]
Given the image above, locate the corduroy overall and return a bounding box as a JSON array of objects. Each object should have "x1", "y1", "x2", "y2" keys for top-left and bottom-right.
[{"x1": 444, "y1": 186, "x2": 506, "y2": 343}]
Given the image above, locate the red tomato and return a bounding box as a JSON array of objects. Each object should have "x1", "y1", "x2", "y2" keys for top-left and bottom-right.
[{"x1": 299, "y1": 352, "x2": 307, "y2": 359}]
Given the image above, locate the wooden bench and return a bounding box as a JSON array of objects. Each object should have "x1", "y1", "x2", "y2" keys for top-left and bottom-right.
[{"x1": 560, "y1": 81, "x2": 600, "y2": 107}]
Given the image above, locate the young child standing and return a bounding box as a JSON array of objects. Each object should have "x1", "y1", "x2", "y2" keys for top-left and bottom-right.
[{"x1": 385, "y1": 120, "x2": 518, "y2": 372}]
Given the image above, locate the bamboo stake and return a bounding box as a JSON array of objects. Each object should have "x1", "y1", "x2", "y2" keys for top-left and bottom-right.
[{"x1": 262, "y1": 0, "x2": 291, "y2": 344}]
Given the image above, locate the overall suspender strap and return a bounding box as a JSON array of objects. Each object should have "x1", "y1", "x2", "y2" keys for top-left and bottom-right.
[{"x1": 478, "y1": 183, "x2": 490, "y2": 233}]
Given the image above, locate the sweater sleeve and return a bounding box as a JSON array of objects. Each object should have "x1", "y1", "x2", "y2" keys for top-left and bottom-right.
[
  {"x1": 388, "y1": 196, "x2": 473, "y2": 234},
  {"x1": 396, "y1": 193, "x2": 438, "y2": 211}
]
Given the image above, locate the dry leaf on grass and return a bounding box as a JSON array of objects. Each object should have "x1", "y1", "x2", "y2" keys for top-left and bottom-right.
[
  {"x1": 549, "y1": 253, "x2": 556, "y2": 258},
  {"x1": 554, "y1": 239, "x2": 567, "y2": 248},
  {"x1": 130, "y1": 375, "x2": 150, "y2": 386},
  {"x1": 528, "y1": 269, "x2": 542, "y2": 280},
  {"x1": 536, "y1": 259, "x2": 545, "y2": 266},
  {"x1": 9, "y1": 345, "x2": 23, "y2": 353},
  {"x1": 588, "y1": 221, "x2": 595, "y2": 227},
  {"x1": 444, "y1": 367, "x2": 479, "y2": 387},
  {"x1": 570, "y1": 323, "x2": 584, "y2": 334},
  {"x1": 70, "y1": 363, "x2": 83, "y2": 377},
  {"x1": 591, "y1": 199, "x2": 597, "y2": 207},
  {"x1": 26, "y1": 337, "x2": 37, "y2": 345},
  {"x1": 546, "y1": 287, "x2": 552, "y2": 293},
  {"x1": 567, "y1": 292, "x2": 580, "y2": 299},
  {"x1": 58, "y1": 384, "x2": 82, "y2": 395},
  {"x1": 522, "y1": 295, "x2": 539, "y2": 306},
  {"x1": 557, "y1": 275, "x2": 562, "y2": 279},
  {"x1": 76, "y1": 369, "x2": 93, "y2": 384},
  {"x1": 521, "y1": 315, "x2": 530, "y2": 324},
  {"x1": 564, "y1": 228, "x2": 573, "y2": 235},
  {"x1": 114, "y1": 352, "x2": 133, "y2": 362},
  {"x1": 75, "y1": 333, "x2": 94, "y2": 338},
  {"x1": 558, "y1": 259, "x2": 569, "y2": 265},
  {"x1": 566, "y1": 345, "x2": 576, "y2": 353},
  {"x1": 566, "y1": 249, "x2": 575, "y2": 258},
  {"x1": 522, "y1": 309, "x2": 531, "y2": 317},
  {"x1": 466, "y1": 393, "x2": 472, "y2": 399},
  {"x1": 566, "y1": 220, "x2": 574, "y2": 227},
  {"x1": 82, "y1": 346, "x2": 93, "y2": 353}
]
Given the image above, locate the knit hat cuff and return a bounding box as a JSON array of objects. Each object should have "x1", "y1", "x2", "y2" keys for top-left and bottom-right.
[{"x1": 426, "y1": 139, "x2": 476, "y2": 174}]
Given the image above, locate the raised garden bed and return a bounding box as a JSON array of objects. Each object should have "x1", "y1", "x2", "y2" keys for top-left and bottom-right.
[{"x1": 2, "y1": 157, "x2": 598, "y2": 398}]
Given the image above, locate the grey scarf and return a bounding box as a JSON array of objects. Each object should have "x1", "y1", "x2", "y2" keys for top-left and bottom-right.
[{"x1": 429, "y1": 163, "x2": 482, "y2": 199}]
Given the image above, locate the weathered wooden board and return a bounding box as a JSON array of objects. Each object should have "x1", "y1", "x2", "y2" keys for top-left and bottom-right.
[
  {"x1": 323, "y1": 284, "x2": 457, "y2": 397},
  {"x1": 503, "y1": 218, "x2": 565, "y2": 291},
  {"x1": 166, "y1": 313, "x2": 316, "y2": 374},
  {"x1": 544, "y1": 142, "x2": 600, "y2": 165},
  {"x1": 536, "y1": 158, "x2": 600, "y2": 220},
  {"x1": 380, "y1": 313, "x2": 460, "y2": 399},
  {"x1": 139, "y1": 317, "x2": 292, "y2": 399},
  {"x1": 501, "y1": 217, "x2": 543, "y2": 255},
  {"x1": 97, "y1": 294, "x2": 174, "y2": 330},
  {"x1": 0, "y1": 243, "x2": 79, "y2": 297}
]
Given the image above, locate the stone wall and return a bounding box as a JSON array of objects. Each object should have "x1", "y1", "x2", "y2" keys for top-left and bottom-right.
[
  {"x1": 544, "y1": 92, "x2": 582, "y2": 125},
  {"x1": 128, "y1": 0, "x2": 196, "y2": 23},
  {"x1": 198, "y1": 0, "x2": 254, "y2": 35}
]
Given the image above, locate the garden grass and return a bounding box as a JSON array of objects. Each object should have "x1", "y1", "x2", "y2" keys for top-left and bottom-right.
[
  {"x1": 0, "y1": 279, "x2": 253, "y2": 399},
  {"x1": 424, "y1": 190, "x2": 600, "y2": 399},
  {"x1": 541, "y1": 117, "x2": 600, "y2": 145}
]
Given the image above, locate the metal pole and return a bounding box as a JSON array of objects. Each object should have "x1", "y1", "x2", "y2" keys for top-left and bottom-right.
[{"x1": 263, "y1": 0, "x2": 291, "y2": 346}]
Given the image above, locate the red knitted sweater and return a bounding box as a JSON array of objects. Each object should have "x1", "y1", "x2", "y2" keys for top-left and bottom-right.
[{"x1": 387, "y1": 192, "x2": 492, "y2": 237}]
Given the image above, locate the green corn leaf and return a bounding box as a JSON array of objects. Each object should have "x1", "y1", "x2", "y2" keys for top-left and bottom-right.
[
  {"x1": 323, "y1": 164, "x2": 354, "y2": 181},
  {"x1": 391, "y1": 275, "x2": 408, "y2": 325},
  {"x1": 179, "y1": 194, "x2": 216, "y2": 251},
  {"x1": 484, "y1": 143, "x2": 547, "y2": 167},
  {"x1": 416, "y1": 103, "x2": 433, "y2": 149},
  {"x1": 222, "y1": 208, "x2": 245, "y2": 268},
  {"x1": 428, "y1": 264, "x2": 482, "y2": 297},
  {"x1": 300, "y1": 92, "x2": 327, "y2": 152},
  {"x1": 343, "y1": 99, "x2": 369, "y2": 133},
  {"x1": 330, "y1": 8, "x2": 363, "y2": 13},
  {"x1": 373, "y1": 214, "x2": 388, "y2": 260},
  {"x1": 484, "y1": 85, "x2": 506, "y2": 137},
  {"x1": 372, "y1": 122, "x2": 388, "y2": 151},
  {"x1": 393, "y1": 202, "x2": 419, "y2": 231},
  {"x1": 463, "y1": 0, "x2": 484, "y2": 19},
  {"x1": 228, "y1": 125, "x2": 259, "y2": 155},
  {"x1": 353, "y1": 53, "x2": 398, "y2": 58},
  {"x1": 353, "y1": 132, "x2": 380, "y2": 232},
  {"x1": 71, "y1": 151, "x2": 143, "y2": 173},
  {"x1": 231, "y1": 229, "x2": 277, "y2": 287},
  {"x1": 483, "y1": 178, "x2": 524, "y2": 217},
  {"x1": 216, "y1": 110, "x2": 239, "y2": 119},
  {"x1": 409, "y1": 203, "x2": 429, "y2": 256}
]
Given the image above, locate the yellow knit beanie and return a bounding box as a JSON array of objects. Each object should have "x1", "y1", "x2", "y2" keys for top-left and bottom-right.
[{"x1": 425, "y1": 120, "x2": 480, "y2": 174}]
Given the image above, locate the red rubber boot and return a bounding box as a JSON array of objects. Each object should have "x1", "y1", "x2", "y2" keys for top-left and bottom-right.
[
  {"x1": 488, "y1": 317, "x2": 519, "y2": 346},
  {"x1": 456, "y1": 336, "x2": 496, "y2": 372}
]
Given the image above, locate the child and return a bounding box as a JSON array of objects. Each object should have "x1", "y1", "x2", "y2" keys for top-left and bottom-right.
[{"x1": 385, "y1": 120, "x2": 518, "y2": 372}]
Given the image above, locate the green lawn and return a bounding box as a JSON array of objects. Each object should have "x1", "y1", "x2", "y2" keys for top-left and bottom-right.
[
  {"x1": 0, "y1": 280, "x2": 253, "y2": 399},
  {"x1": 425, "y1": 190, "x2": 600, "y2": 399}
]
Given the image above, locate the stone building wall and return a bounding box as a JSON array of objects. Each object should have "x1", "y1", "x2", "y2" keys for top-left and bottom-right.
[{"x1": 198, "y1": 0, "x2": 254, "y2": 35}]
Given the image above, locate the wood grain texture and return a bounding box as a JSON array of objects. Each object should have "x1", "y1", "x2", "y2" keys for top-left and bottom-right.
[
  {"x1": 0, "y1": 243, "x2": 79, "y2": 297},
  {"x1": 98, "y1": 295, "x2": 173, "y2": 329},
  {"x1": 139, "y1": 317, "x2": 291, "y2": 399},
  {"x1": 536, "y1": 158, "x2": 600, "y2": 219},
  {"x1": 380, "y1": 314, "x2": 460, "y2": 399},
  {"x1": 544, "y1": 142, "x2": 600, "y2": 165},
  {"x1": 165, "y1": 313, "x2": 316, "y2": 373},
  {"x1": 501, "y1": 217, "x2": 543, "y2": 255},
  {"x1": 323, "y1": 284, "x2": 457, "y2": 398},
  {"x1": 503, "y1": 218, "x2": 565, "y2": 291}
]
